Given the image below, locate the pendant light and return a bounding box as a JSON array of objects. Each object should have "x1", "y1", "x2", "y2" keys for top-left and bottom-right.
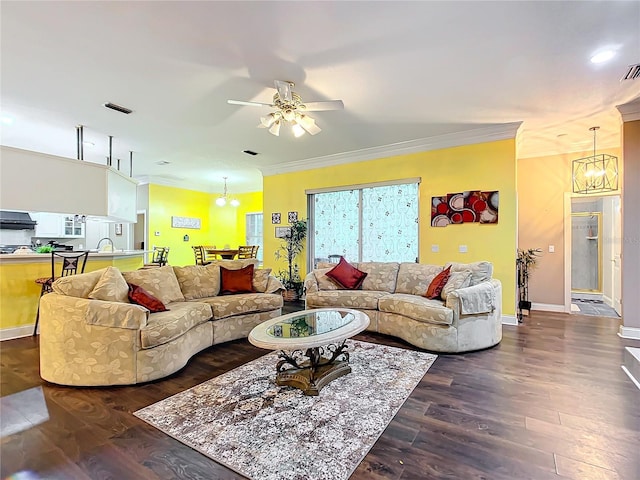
[
  {"x1": 216, "y1": 177, "x2": 240, "y2": 207},
  {"x1": 572, "y1": 126, "x2": 619, "y2": 194}
]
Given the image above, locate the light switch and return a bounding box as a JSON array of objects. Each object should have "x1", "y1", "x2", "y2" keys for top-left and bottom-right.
[
  {"x1": 154, "y1": 231, "x2": 160, "y2": 236},
  {"x1": 431, "y1": 244, "x2": 439, "y2": 253},
  {"x1": 459, "y1": 245, "x2": 468, "y2": 253},
  {"x1": 548, "y1": 245, "x2": 555, "y2": 253}
]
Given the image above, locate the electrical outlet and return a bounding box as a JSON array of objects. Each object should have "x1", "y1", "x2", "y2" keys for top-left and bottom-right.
[
  {"x1": 431, "y1": 244, "x2": 439, "y2": 253},
  {"x1": 548, "y1": 245, "x2": 555, "y2": 253},
  {"x1": 459, "y1": 245, "x2": 468, "y2": 253},
  {"x1": 154, "y1": 231, "x2": 160, "y2": 236}
]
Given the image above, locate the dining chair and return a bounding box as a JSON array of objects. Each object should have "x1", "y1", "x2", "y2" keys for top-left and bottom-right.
[
  {"x1": 142, "y1": 246, "x2": 170, "y2": 268},
  {"x1": 193, "y1": 246, "x2": 211, "y2": 265},
  {"x1": 237, "y1": 245, "x2": 258, "y2": 259},
  {"x1": 34, "y1": 250, "x2": 89, "y2": 335}
]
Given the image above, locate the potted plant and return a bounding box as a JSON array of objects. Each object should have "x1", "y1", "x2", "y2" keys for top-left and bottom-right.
[
  {"x1": 517, "y1": 248, "x2": 542, "y2": 321},
  {"x1": 274, "y1": 219, "x2": 307, "y2": 301}
]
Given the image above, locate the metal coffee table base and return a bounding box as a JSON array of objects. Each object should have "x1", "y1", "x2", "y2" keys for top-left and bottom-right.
[{"x1": 275, "y1": 342, "x2": 350, "y2": 396}]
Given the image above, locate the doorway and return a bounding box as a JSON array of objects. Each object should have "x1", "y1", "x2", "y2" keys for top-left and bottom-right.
[{"x1": 569, "y1": 195, "x2": 621, "y2": 317}]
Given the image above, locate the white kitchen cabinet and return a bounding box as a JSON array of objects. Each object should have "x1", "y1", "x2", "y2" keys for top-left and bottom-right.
[
  {"x1": 32, "y1": 213, "x2": 63, "y2": 237},
  {"x1": 32, "y1": 213, "x2": 85, "y2": 238}
]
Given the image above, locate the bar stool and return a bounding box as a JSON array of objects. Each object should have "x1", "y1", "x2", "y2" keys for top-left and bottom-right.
[{"x1": 34, "y1": 251, "x2": 89, "y2": 335}]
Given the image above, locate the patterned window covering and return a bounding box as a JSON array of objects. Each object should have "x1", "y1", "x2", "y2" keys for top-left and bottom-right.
[{"x1": 311, "y1": 182, "x2": 419, "y2": 263}]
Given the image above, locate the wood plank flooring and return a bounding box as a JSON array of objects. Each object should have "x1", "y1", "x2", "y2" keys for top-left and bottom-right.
[{"x1": 2, "y1": 306, "x2": 639, "y2": 479}]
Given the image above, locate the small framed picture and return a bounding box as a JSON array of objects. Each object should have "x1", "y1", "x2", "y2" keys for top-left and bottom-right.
[
  {"x1": 275, "y1": 226, "x2": 291, "y2": 238},
  {"x1": 272, "y1": 212, "x2": 281, "y2": 224},
  {"x1": 115, "y1": 223, "x2": 123, "y2": 236},
  {"x1": 288, "y1": 211, "x2": 298, "y2": 223}
]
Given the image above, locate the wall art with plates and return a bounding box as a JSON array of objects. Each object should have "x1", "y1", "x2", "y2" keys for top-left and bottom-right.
[{"x1": 431, "y1": 190, "x2": 499, "y2": 227}]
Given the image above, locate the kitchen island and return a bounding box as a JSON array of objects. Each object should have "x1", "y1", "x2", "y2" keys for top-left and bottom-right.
[{"x1": 0, "y1": 250, "x2": 148, "y2": 339}]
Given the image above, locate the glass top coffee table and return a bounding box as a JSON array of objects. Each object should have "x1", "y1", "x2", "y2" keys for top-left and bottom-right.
[{"x1": 249, "y1": 308, "x2": 370, "y2": 395}]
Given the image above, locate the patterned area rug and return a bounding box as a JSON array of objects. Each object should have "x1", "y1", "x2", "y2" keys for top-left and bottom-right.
[{"x1": 135, "y1": 340, "x2": 437, "y2": 480}]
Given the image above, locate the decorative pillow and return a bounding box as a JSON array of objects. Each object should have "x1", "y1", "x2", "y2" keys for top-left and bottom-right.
[
  {"x1": 127, "y1": 283, "x2": 168, "y2": 313},
  {"x1": 88, "y1": 266, "x2": 129, "y2": 303},
  {"x1": 252, "y1": 268, "x2": 272, "y2": 293},
  {"x1": 220, "y1": 264, "x2": 255, "y2": 294},
  {"x1": 314, "y1": 267, "x2": 341, "y2": 291},
  {"x1": 52, "y1": 268, "x2": 107, "y2": 298},
  {"x1": 441, "y1": 270, "x2": 473, "y2": 300},
  {"x1": 173, "y1": 264, "x2": 221, "y2": 300},
  {"x1": 425, "y1": 266, "x2": 451, "y2": 299},
  {"x1": 326, "y1": 257, "x2": 368, "y2": 290},
  {"x1": 122, "y1": 266, "x2": 185, "y2": 305}
]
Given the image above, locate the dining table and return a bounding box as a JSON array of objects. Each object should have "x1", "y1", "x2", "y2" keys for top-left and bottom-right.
[{"x1": 204, "y1": 248, "x2": 238, "y2": 260}]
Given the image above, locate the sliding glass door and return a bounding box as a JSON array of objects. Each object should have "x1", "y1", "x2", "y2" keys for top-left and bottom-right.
[{"x1": 308, "y1": 180, "x2": 419, "y2": 266}]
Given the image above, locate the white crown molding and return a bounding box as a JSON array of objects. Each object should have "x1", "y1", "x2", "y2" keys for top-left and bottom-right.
[
  {"x1": 616, "y1": 98, "x2": 640, "y2": 122},
  {"x1": 260, "y1": 122, "x2": 523, "y2": 176},
  {"x1": 135, "y1": 175, "x2": 215, "y2": 194},
  {"x1": 618, "y1": 325, "x2": 640, "y2": 340}
]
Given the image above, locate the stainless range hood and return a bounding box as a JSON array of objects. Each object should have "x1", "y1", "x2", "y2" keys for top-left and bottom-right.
[{"x1": 0, "y1": 211, "x2": 37, "y2": 230}]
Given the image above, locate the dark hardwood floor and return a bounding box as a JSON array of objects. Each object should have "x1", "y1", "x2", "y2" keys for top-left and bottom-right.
[{"x1": 2, "y1": 304, "x2": 639, "y2": 479}]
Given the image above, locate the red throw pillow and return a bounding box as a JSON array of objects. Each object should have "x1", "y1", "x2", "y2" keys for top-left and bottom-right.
[
  {"x1": 325, "y1": 257, "x2": 368, "y2": 290},
  {"x1": 128, "y1": 283, "x2": 168, "y2": 313},
  {"x1": 220, "y1": 264, "x2": 255, "y2": 294},
  {"x1": 425, "y1": 266, "x2": 451, "y2": 299}
]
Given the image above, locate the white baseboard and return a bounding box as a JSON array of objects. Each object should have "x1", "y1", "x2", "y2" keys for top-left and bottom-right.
[
  {"x1": 1, "y1": 325, "x2": 35, "y2": 341},
  {"x1": 618, "y1": 326, "x2": 640, "y2": 340},
  {"x1": 502, "y1": 315, "x2": 518, "y2": 326},
  {"x1": 531, "y1": 302, "x2": 565, "y2": 313},
  {"x1": 622, "y1": 366, "x2": 640, "y2": 390}
]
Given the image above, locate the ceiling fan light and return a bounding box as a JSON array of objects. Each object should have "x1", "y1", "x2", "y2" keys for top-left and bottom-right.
[
  {"x1": 297, "y1": 114, "x2": 315, "y2": 129},
  {"x1": 282, "y1": 109, "x2": 295, "y2": 122},
  {"x1": 269, "y1": 120, "x2": 281, "y2": 136},
  {"x1": 260, "y1": 113, "x2": 276, "y2": 128},
  {"x1": 292, "y1": 123, "x2": 306, "y2": 137}
]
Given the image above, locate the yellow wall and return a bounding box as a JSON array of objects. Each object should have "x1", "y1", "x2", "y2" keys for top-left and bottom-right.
[
  {"x1": 263, "y1": 139, "x2": 517, "y2": 316},
  {"x1": 517, "y1": 148, "x2": 622, "y2": 306},
  {"x1": 147, "y1": 184, "x2": 263, "y2": 266}
]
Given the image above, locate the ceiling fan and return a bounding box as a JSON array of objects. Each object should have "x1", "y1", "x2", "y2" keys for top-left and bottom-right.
[{"x1": 227, "y1": 80, "x2": 344, "y2": 137}]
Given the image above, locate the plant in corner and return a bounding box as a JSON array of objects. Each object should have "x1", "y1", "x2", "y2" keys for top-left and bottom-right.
[
  {"x1": 274, "y1": 219, "x2": 308, "y2": 301},
  {"x1": 517, "y1": 247, "x2": 542, "y2": 322}
]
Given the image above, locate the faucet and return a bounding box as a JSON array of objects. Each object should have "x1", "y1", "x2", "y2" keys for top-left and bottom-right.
[{"x1": 96, "y1": 237, "x2": 114, "y2": 252}]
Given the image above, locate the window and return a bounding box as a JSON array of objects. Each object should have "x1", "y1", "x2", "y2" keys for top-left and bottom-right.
[
  {"x1": 245, "y1": 213, "x2": 263, "y2": 262},
  {"x1": 309, "y1": 179, "x2": 419, "y2": 266}
]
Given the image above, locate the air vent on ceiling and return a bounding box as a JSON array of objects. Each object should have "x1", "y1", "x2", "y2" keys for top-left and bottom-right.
[
  {"x1": 621, "y1": 63, "x2": 640, "y2": 81},
  {"x1": 243, "y1": 150, "x2": 259, "y2": 156},
  {"x1": 104, "y1": 102, "x2": 133, "y2": 114}
]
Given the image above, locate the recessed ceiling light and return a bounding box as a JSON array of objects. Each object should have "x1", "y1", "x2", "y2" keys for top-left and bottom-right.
[
  {"x1": 1, "y1": 116, "x2": 14, "y2": 125},
  {"x1": 590, "y1": 50, "x2": 615, "y2": 64}
]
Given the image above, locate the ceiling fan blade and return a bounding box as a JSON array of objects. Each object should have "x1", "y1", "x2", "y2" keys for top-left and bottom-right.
[
  {"x1": 227, "y1": 99, "x2": 274, "y2": 107},
  {"x1": 300, "y1": 100, "x2": 344, "y2": 111},
  {"x1": 274, "y1": 80, "x2": 293, "y2": 102}
]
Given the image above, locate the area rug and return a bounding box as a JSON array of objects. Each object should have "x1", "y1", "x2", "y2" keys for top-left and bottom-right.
[{"x1": 134, "y1": 340, "x2": 437, "y2": 480}]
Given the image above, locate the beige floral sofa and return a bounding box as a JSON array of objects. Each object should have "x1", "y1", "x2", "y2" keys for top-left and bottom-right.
[
  {"x1": 304, "y1": 261, "x2": 502, "y2": 353},
  {"x1": 39, "y1": 260, "x2": 283, "y2": 386}
]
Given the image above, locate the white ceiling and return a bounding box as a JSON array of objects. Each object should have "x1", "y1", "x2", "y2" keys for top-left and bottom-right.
[{"x1": 1, "y1": 1, "x2": 638, "y2": 194}]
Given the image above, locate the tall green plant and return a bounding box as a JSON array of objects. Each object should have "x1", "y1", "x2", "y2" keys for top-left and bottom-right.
[{"x1": 274, "y1": 219, "x2": 308, "y2": 291}]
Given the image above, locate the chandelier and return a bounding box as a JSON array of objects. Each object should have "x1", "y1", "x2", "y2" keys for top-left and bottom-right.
[
  {"x1": 215, "y1": 177, "x2": 240, "y2": 207},
  {"x1": 258, "y1": 92, "x2": 321, "y2": 137},
  {"x1": 572, "y1": 126, "x2": 619, "y2": 195}
]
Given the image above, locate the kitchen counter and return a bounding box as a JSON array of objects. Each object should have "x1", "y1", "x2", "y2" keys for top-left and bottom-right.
[
  {"x1": 0, "y1": 250, "x2": 149, "y2": 263},
  {"x1": 0, "y1": 250, "x2": 148, "y2": 338}
]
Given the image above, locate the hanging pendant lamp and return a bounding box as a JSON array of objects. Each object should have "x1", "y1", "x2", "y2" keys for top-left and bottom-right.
[
  {"x1": 572, "y1": 126, "x2": 619, "y2": 194},
  {"x1": 216, "y1": 177, "x2": 240, "y2": 207}
]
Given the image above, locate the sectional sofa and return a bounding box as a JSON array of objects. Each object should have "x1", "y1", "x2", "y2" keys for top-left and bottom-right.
[
  {"x1": 304, "y1": 261, "x2": 502, "y2": 353},
  {"x1": 39, "y1": 259, "x2": 284, "y2": 386}
]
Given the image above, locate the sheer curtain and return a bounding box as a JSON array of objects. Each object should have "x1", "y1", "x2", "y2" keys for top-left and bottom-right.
[{"x1": 310, "y1": 181, "x2": 419, "y2": 264}]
